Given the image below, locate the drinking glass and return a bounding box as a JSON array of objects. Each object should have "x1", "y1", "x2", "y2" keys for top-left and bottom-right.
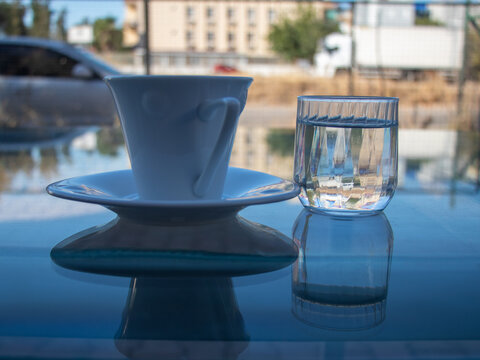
[{"x1": 293, "y1": 96, "x2": 398, "y2": 215}]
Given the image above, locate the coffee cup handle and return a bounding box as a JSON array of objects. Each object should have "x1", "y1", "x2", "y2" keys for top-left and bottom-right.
[{"x1": 194, "y1": 97, "x2": 241, "y2": 197}]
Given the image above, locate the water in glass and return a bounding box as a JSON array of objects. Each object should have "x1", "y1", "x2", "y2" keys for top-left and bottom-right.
[{"x1": 294, "y1": 119, "x2": 398, "y2": 213}]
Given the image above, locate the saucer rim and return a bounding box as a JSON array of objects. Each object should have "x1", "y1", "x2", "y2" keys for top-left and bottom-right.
[{"x1": 46, "y1": 167, "x2": 300, "y2": 209}]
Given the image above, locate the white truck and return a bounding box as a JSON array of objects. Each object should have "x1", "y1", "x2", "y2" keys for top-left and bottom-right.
[{"x1": 314, "y1": 26, "x2": 464, "y2": 80}]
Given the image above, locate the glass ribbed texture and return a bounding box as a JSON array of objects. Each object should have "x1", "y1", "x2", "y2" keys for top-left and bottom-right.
[{"x1": 297, "y1": 96, "x2": 398, "y2": 128}]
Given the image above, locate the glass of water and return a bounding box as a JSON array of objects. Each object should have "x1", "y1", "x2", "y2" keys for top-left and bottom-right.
[{"x1": 294, "y1": 96, "x2": 398, "y2": 215}]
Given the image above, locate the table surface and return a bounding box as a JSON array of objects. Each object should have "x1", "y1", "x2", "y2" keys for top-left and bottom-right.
[{"x1": 0, "y1": 125, "x2": 479, "y2": 359}]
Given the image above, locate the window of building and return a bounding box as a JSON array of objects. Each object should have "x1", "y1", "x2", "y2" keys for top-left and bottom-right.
[
  {"x1": 247, "y1": 32, "x2": 255, "y2": 50},
  {"x1": 227, "y1": 32, "x2": 236, "y2": 51},
  {"x1": 324, "y1": 9, "x2": 338, "y2": 21},
  {"x1": 207, "y1": 32, "x2": 215, "y2": 51},
  {"x1": 185, "y1": 31, "x2": 195, "y2": 50},
  {"x1": 185, "y1": 28, "x2": 196, "y2": 50},
  {"x1": 186, "y1": 6, "x2": 195, "y2": 23},
  {"x1": 172, "y1": 56, "x2": 186, "y2": 66},
  {"x1": 227, "y1": 7, "x2": 236, "y2": 23},
  {"x1": 247, "y1": 8, "x2": 256, "y2": 25},
  {"x1": 268, "y1": 9, "x2": 276, "y2": 24},
  {"x1": 206, "y1": 7, "x2": 215, "y2": 23},
  {"x1": 187, "y1": 56, "x2": 200, "y2": 65}
]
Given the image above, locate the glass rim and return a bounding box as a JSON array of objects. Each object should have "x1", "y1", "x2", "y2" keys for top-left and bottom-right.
[{"x1": 298, "y1": 96, "x2": 399, "y2": 103}]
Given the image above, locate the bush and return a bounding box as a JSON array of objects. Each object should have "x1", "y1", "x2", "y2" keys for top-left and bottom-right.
[{"x1": 268, "y1": 5, "x2": 339, "y2": 63}]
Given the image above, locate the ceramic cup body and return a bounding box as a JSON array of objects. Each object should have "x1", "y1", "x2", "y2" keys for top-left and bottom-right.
[{"x1": 105, "y1": 75, "x2": 252, "y2": 201}]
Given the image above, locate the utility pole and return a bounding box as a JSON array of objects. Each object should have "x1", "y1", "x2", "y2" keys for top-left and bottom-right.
[
  {"x1": 457, "y1": 0, "x2": 470, "y2": 114},
  {"x1": 144, "y1": 0, "x2": 151, "y2": 75},
  {"x1": 349, "y1": 1, "x2": 356, "y2": 95}
]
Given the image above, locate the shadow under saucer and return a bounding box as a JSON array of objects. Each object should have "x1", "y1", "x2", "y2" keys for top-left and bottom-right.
[{"x1": 51, "y1": 215, "x2": 298, "y2": 277}]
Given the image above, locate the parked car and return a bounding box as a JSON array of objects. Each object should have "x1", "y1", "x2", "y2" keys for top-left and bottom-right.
[
  {"x1": 0, "y1": 37, "x2": 121, "y2": 128},
  {"x1": 214, "y1": 64, "x2": 238, "y2": 74}
]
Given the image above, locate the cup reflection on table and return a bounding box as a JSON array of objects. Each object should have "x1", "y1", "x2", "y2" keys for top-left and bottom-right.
[
  {"x1": 291, "y1": 210, "x2": 393, "y2": 331},
  {"x1": 50, "y1": 214, "x2": 298, "y2": 360},
  {"x1": 115, "y1": 277, "x2": 249, "y2": 360}
]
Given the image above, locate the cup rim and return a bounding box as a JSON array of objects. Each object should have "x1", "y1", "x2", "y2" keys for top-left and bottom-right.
[
  {"x1": 104, "y1": 74, "x2": 254, "y2": 83},
  {"x1": 298, "y1": 95, "x2": 399, "y2": 102}
]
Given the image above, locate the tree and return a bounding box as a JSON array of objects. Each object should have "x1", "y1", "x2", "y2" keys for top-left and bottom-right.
[
  {"x1": 268, "y1": 6, "x2": 339, "y2": 63},
  {"x1": 93, "y1": 17, "x2": 123, "y2": 52},
  {"x1": 0, "y1": 0, "x2": 27, "y2": 36},
  {"x1": 55, "y1": 8, "x2": 67, "y2": 41},
  {"x1": 30, "y1": 0, "x2": 52, "y2": 38},
  {"x1": 414, "y1": 17, "x2": 444, "y2": 26},
  {"x1": 266, "y1": 129, "x2": 295, "y2": 157},
  {"x1": 79, "y1": 17, "x2": 90, "y2": 26},
  {"x1": 467, "y1": 31, "x2": 480, "y2": 81}
]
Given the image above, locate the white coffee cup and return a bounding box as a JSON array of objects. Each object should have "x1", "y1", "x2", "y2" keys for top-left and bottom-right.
[{"x1": 105, "y1": 75, "x2": 252, "y2": 201}]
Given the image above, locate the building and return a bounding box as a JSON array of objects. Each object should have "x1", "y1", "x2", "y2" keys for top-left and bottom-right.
[
  {"x1": 123, "y1": 0, "x2": 334, "y2": 68},
  {"x1": 67, "y1": 24, "x2": 94, "y2": 46},
  {"x1": 429, "y1": 4, "x2": 465, "y2": 28},
  {"x1": 354, "y1": 1, "x2": 415, "y2": 27},
  {"x1": 354, "y1": 0, "x2": 466, "y2": 29},
  {"x1": 124, "y1": 1, "x2": 144, "y2": 48}
]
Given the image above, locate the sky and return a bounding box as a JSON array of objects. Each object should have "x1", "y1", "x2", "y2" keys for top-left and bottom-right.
[{"x1": 26, "y1": 0, "x2": 125, "y2": 28}]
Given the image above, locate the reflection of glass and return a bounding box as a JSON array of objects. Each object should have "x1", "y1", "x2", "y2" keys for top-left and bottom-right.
[
  {"x1": 0, "y1": 127, "x2": 126, "y2": 196},
  {"x1": 39, "y1": 147, "x2": 58, "y2": 176},
  {"x1": 116, "y1": 277, "x2": 249, "y2": 360},
  {"x1": 95, "y1": 126, "x2": 125, "y2": 156},
  {"x1": 0, "y1": 149, "x2": 34, "y2": 175},
  {"x1": 0, "y1": 149, "x2": 35, "y2": 193},
  {"x1": 0, "y1": 127, "x2": 90, "y2": 150},
  {"x1": 292, "y1": 210, "x2": 393, "y2": 330},
  {"x1": 266, "y1": 128, "x2": 295, "y2": 157}
]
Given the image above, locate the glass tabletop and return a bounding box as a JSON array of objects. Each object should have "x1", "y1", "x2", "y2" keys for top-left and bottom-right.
[{"x1": 0, "y1": 124, "x2": 479, "y2": 359}]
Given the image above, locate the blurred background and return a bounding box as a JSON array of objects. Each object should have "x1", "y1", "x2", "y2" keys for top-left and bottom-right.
[{"x1": 0, "y1": 0, "x2": 479, "y2": 219}]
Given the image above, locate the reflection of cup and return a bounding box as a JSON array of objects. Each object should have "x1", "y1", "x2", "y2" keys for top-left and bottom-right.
[
  {"x1": 105, "y1": 75, "x2": 253, "y2": 200},
  {"x1": 115, "y1": 277, "x2": 249, "y2": 360},
  {"x1": 292, "y1": 210, "x2": 393, "y2": 330},
  {"x1": 293, "y1": 96, "x2": 398, "y2": 215}
]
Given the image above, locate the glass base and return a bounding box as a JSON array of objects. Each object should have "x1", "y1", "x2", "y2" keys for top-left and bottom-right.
[
  {"x1": 302, "y1": 205, "x2": 383, "y2": 218},
  {"x1": 292, "y1": 294, "x2": 387, "y2": 331}
]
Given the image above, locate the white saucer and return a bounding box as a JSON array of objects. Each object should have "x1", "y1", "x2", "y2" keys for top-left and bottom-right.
[{"x1": 47, "y1": 167, "x2": 300, "y2": 221}]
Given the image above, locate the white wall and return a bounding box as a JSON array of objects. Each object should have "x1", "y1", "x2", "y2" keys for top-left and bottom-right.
[{"x1": 67, "y1": 25, "x2": 93, "y2": 45}]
